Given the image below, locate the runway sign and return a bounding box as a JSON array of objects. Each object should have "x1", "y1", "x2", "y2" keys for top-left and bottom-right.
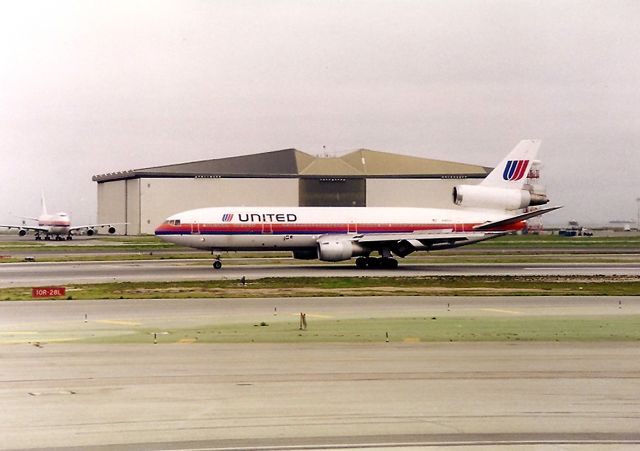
[{"x1": 32, "y1": 287, "x2": 66, "y2": 298}]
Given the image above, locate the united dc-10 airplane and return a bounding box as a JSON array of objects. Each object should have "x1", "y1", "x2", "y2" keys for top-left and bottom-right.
[
  {"x1": 1, "y1": 194, "x2": 125, "y2": 240},
  {"x1": 155, "y1": 140, "x2": 560, "y2": 268}
]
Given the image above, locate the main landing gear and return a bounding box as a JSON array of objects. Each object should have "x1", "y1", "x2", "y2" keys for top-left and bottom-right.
[
  {"x1": 355, "y1": 257, "x2": 399, "y2": 269},
  {"x1": 212, "y1": 257, "x2": 222, "y2": 270}
]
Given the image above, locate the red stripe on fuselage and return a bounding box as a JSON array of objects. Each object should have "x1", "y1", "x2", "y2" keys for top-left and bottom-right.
[
  {"x1": 39, "y1": 220, "x2": 71, "y2": 227},
  {"x1": 155, "y1": 221, "x2": 526, "y2": 235}
]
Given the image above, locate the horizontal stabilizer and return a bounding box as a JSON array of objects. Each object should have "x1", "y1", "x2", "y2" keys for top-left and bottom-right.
[{"x1": 473, "y1": 205, "x2": 562, "y2": 231}]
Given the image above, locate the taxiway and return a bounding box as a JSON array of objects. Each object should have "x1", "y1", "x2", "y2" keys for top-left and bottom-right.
[{"x1": 2, "y1": 259, "x2": 640, "y2": 288}]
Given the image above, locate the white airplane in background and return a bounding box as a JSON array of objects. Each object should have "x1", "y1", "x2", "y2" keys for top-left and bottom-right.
[
  {"x1": 1, "y1": 194, "x2": 124, "y2": 240},
  {"x1": 155, "y1": 140, "x2": 560, "y2": 269}
]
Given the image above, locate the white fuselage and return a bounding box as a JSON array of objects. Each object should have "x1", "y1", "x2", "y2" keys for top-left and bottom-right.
[
  {"x1": 155, "y1": 206, "x2": 522, "y2": 252},
  {"x1": 37, "y1": 213, "x2": 71, "y2": 236}
]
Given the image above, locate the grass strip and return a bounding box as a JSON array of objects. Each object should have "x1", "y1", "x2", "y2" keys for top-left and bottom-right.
[
  {"x1": 78, "y1": 315, "x2": 640, "y2": 344},
  {"x1": 2, "y1": 275, "x2": 640, "y2": 300}
]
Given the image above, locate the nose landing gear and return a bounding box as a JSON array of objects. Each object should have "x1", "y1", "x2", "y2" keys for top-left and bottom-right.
[{"x1": 212, "y1": 257, "x2": 222, "y2": 269}]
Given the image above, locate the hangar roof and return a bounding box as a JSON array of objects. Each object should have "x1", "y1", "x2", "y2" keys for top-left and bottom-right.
[{"x1": 92, "y1": 148, "x2": 491, "y2": 182}]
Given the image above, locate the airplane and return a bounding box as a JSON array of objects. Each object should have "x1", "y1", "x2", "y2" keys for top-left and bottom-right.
[
  {"x1": 155, "y1": 140, "x2": 560, "y2": 269},
  {"x1": 1, "y1": 194, "x2": 124, "y2": 240}
]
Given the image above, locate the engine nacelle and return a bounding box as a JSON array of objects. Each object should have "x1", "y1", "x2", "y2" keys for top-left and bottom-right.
[
  {"x1": 86, "y1": 228, "x2": 96, "y2": 236},
  {"x1": 292, "y1": 249, "x2": 317, "y2": 260},
  {"x1": 108, "y1": 226, "x2": 116, "y2": 234},
  {"x1": 317, "y1": 237, "x2": 367, "y2": 262},
  {"x1": 18, "y1": 229, "x2": 27, "y2": 237},
  {"x1": 453, "y1": 185, "x2": 548, "y2": 211}
]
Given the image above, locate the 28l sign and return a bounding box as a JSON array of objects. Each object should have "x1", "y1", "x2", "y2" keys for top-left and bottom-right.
[{"x1": 32, "y1": 287, "x2": 66, "y2": 298}]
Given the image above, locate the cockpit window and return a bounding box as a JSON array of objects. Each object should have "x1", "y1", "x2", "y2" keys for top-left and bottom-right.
[{"x1": 167, "y1": 219, "x2": 181, "y2": 226}]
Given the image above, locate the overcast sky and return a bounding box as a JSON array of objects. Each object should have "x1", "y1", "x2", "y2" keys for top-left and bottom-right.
[{"x1": 1, "y1": 0, "x2": 639, "y2": 226}]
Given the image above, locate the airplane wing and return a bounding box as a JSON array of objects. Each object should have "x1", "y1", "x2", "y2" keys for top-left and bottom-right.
[
  {"x1": 0, "y1": 224, "x2": 49, "y2": 233},
  {"x1": 348, "y1": 206, "x2": 562, "y2": 257},
  {"x1": 352, "y1": 230, "x2": 506, "y2": 257},
  {"x1": 69, "y1": 223, "x2": 127, "y2": 233},
  {"x1": 472, "y1": 205, "x2": 562, "y2": 231}
]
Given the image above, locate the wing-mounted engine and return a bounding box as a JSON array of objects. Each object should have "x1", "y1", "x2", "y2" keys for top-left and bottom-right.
[
  {"x1": 292, "y1": 249, "x2": 317, "y2": 260},
  {"x1": 317, "y1": 236, "x2": 367, "y2": 262},
  {"x1": 452, "y1": 185, "x2": 548, "y2": 211}
]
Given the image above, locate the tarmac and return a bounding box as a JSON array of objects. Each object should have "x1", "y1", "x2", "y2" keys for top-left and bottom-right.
[
  {"x1": 2, "y1": 259, "x2": 640, "y2": 288},
  {"x1": 2, "y1": 342, "x2": 639, "y2": 450},
  {"x1": 1, "y1": 296, "x2": 639, "y2": 450}
]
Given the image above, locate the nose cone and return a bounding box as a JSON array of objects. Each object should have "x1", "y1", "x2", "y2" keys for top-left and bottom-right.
[
  {"x1": 155, "y1": 220, "x2": 173, "y2": 238},
  {"x1": 155, "y1": 219, "x2": 183, "y2": 244}
]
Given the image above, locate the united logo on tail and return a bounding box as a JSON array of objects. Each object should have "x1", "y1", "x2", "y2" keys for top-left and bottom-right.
[{"x1": 502, "y1": 160, "x2": 530, "y2": 181}]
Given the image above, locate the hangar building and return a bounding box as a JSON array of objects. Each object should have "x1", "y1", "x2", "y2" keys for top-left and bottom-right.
[{"x1": 92, "y1": 148, "x2": 491, "y2": 235}]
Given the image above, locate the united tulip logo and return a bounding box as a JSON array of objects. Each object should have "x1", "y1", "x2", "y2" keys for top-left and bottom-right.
[{"x1": 502, "y1": 160, "x2": 530, "y2": 181}]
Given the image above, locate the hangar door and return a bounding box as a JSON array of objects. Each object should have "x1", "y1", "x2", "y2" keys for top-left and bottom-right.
[{"x1": 299, "y1": 177, "x2": 366, "y2": 207}]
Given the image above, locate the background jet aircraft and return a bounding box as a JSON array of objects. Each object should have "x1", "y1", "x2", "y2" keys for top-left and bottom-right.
[
  {"x1": 1, "y1": 194, "x2": 124, "y2": 240},
  {"x1": 155, "y1": 140, "x2": 560, "y2": 268}
]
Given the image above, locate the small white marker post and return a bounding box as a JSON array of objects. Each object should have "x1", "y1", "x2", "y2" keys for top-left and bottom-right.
[
  {"x1": 153, "y1": 333, "x2": 157, "y2": 345},
  {"x1": 84, "y1": 314, "x2": 87, "y2": 323},
  {"x1": 274, "y1": 307, "x2": 277, "y2": 316}
]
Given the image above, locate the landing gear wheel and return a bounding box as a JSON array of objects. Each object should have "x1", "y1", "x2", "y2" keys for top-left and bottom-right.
[
  {"x1": 213, "y1": 260, "x2": 222, "y2": 270},
  {"x1": 366, "y1": 258, "x2": 380, "y2": 269},
  {"x1": 355, "y1": 257, "x2": 367, "y2": 269},
  {"x1": 381, "y1": 258, "x2": 399, "y2": 269},
  {"x1": 66, "y1": 236, "x2": 73, "y2": 240}
]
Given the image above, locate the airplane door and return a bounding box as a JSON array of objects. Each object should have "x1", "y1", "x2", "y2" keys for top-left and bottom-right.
[
  {"x1": 191, "y1": 219, "x2": 200, "y2": 234},
  {"x1": 262, "y1": 222, "x2": 273, "y2": 234},
  {"x1": 347, "y1": 221, "x2": 357, "y2": 234}
]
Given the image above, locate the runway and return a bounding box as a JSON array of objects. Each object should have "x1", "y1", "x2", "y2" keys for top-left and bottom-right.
[{"x1": 2, "y1": 259, "x2": 640, "y2": 287}]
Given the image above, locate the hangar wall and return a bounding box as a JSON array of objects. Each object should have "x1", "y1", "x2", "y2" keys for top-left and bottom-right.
[
  {"x1": 366, "y1": 178, "x2": 480, "y2": 209},
  {"x1": 136, "y1": 177, "x2": 298, "y2": 234},
  {"x1": 126, "y1": 179, "x2": 140, "y2": 235},
  {"x1": 98, "y1": 177, "x2": 483, "y2": 235},
  {"x1": 95, "y1": 148, "x2": 491, "y2": 235},
  {"x1": 97, "y1": 180, "x2": 126, "y2": 230}
]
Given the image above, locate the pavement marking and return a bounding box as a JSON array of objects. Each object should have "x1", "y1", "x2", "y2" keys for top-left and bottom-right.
[
  {"x1": 96, "y1": 319, "x2": 141, "y2": 326},
  {"x1": 178, "y1": 338, "x2": 196, "y2": 344},
  {"x1": 0, "y1": 331, "x2": 38, "y2": 335},
  {"x1": 151, "y1": 438, "x2": 640, "y2": 450},
  {"x1": 480, "y1": 308, "x2": 521, "y2": 315},
  {"x1": 0, "y1": 337, "x2": 78, "y2": 344}
]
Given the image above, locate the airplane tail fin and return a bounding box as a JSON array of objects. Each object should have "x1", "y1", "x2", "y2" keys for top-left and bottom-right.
[
  {"x1": 480, "y1": 140, "x2": 541, "y2": 189},
  {"x1": 41, "y1": 191, "x2": 48, "y2": 216}
]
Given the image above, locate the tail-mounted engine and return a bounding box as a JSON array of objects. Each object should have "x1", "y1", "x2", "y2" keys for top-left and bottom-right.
[{"x1": 452, "y1": 185, "x2": 548, "y2": 211}]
